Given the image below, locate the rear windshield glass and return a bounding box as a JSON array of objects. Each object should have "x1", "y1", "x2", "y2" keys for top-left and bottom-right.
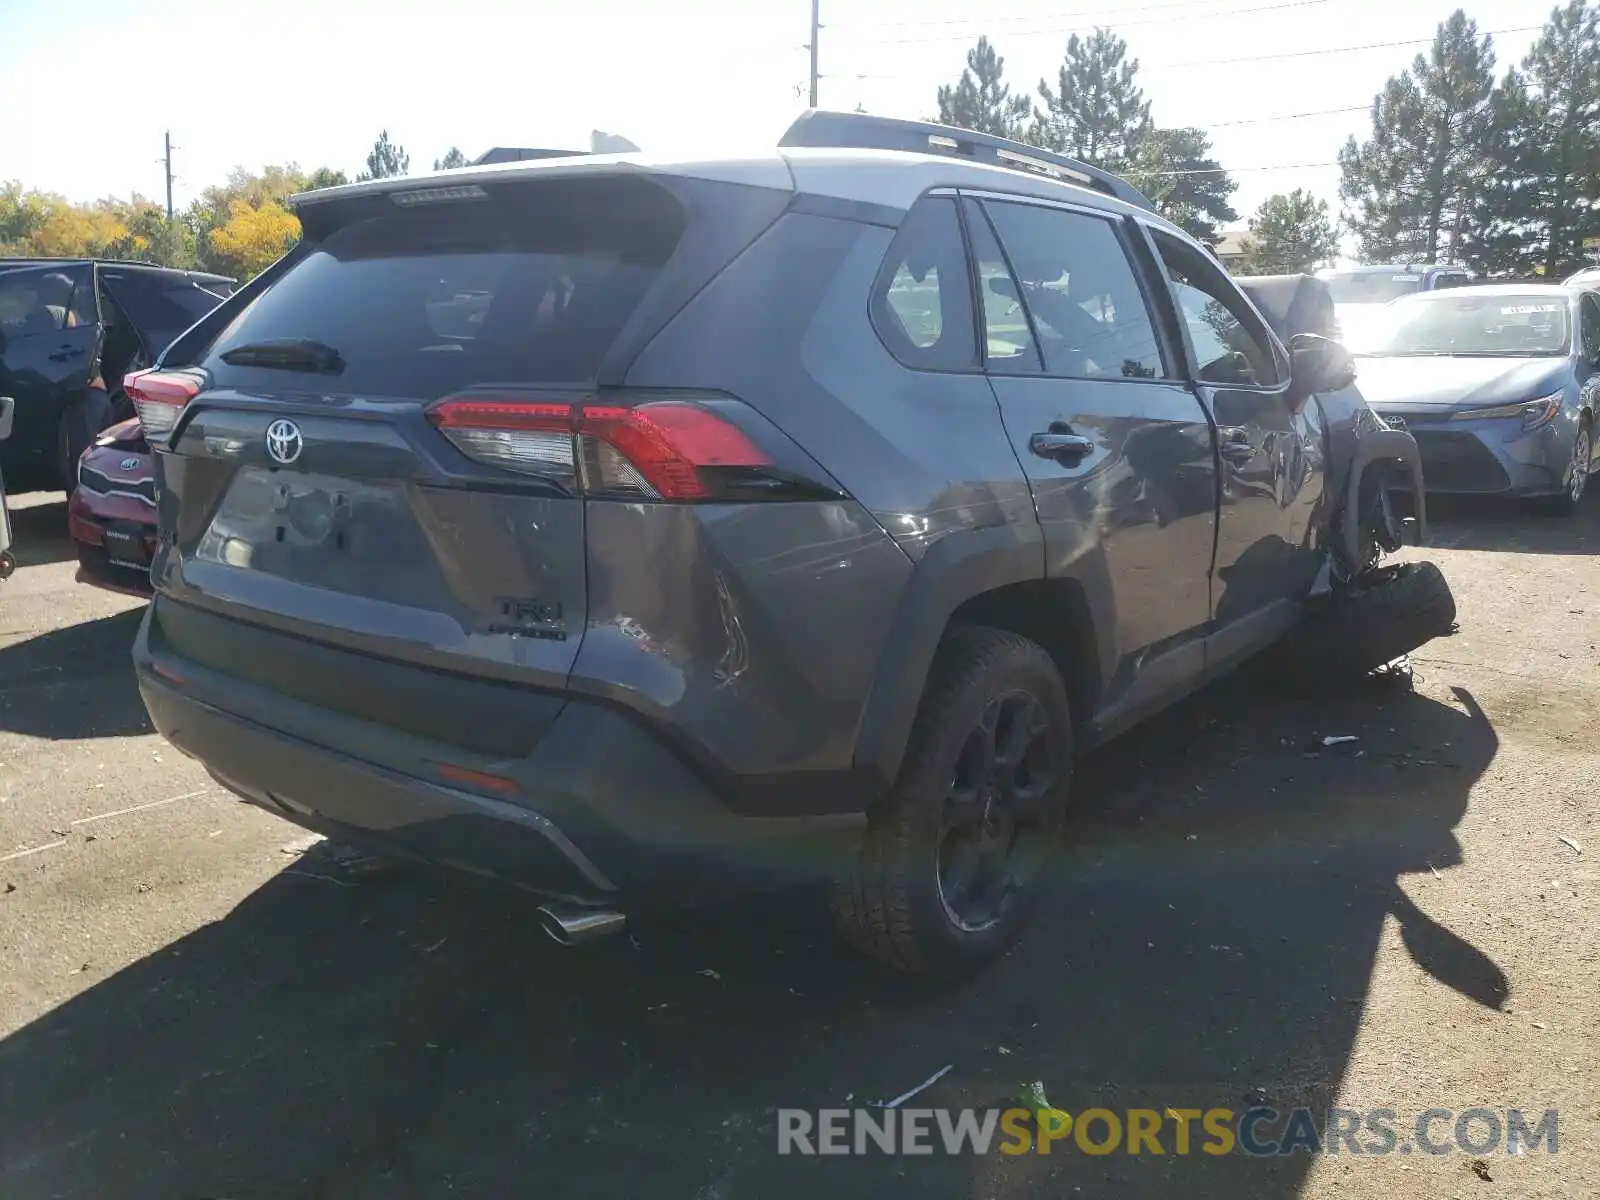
[
  {"x1": 202, "y1": 178, "x2": 685, "y2": 397},
  {"x1": 1364, "y1": 293, "x2": 1571, "y2": 357},
  {"x1": 1319, "y1": 271, "x2": 1423, "y2": 305}
]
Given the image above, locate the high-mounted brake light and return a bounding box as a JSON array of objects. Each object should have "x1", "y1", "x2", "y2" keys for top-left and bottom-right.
[
  {"x1": 125, "y1": 369, "x2": 204, "y2": 442},
  {"x1": 426, "y1": 394, "x2": 771, "y2": 500}
]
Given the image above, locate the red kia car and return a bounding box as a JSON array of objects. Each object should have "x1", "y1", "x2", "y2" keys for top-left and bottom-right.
[{"x1": 68, "y1": 416, "x2": 157, "y2": 596}]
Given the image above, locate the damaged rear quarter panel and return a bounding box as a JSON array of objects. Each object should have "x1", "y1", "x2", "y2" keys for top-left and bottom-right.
[{"x1": 569, "y1": 499, "x2": 913, "y2": 787}]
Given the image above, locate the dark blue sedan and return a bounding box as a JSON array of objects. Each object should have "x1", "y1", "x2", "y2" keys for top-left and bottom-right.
[{"x1": 1353, "y1": 284, "x2": 1598, "y2": 512}]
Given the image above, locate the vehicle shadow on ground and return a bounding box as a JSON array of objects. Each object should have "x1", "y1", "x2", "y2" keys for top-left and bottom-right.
[
  {"x1": 0, "y1": 608, "x2": 151, "y2": 741},
  {"x1": 0, "y1": 666, "x2": 1501, "y2": 1200},
  {"x1": 5, "y1": 498, "x2": 74, "y2": 568},
  {"x1": 1426, "y1": 492, "x2": 1600, "y2": 555}
]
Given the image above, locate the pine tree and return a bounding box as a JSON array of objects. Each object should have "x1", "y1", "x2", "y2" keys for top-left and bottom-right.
[
  {"x1": 1339, "y1": 10, "x2": 1496, "y2": 263},
  {"x1": 936, "y1": 37, "x2": 1032, "y2": 140},
  {"x1": 1467, "y1": 0, "x2": 1600, "y2": 277},
  {"x1": 357, "y1": 131, "x2": 410, "y2": 182},
  {"x1": 1128, "y1": 128, "x2": 1237, "y2": 244},
  {"x1": 1241, "y1": 190, "x2": 1340, "y2": 274},
  {"x1": 433, "y1": 148, "x2": 470, "y2": 170},
  {"x1": 1033, "y1": 28, "x2": 1152, "y2": 171}
]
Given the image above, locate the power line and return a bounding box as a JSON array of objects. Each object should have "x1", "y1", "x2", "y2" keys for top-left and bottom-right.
[
  {"x1": 1204, "y1": 103, "x2": 1369, "y2": 126},
  {"x1": 830, "y1": 23, "x2": 1542, "y2": 80},
  {"x1": 1168, "y1": 23, "x2": 1541, "y2": 67},
  {"x1": 1144, "y1": 160, "x2": 1340, "y2": 175},
  {"x1": 827, "y1": 0, "x2": 1323, "y2": 32},
  {"x1": 834, "y1": 0, "x2": 1329, "y2": 46}
]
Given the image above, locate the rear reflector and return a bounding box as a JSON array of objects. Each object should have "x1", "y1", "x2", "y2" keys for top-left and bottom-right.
[
  {"x1": 427, "y1": 393, "x2": 770, "y2": 500},
  {"x1": 431, "y1": 761, "x2": 520, "y2": 795},
  {"x1": 125, "y1": 369, "x2": 205, "y2": 442}
]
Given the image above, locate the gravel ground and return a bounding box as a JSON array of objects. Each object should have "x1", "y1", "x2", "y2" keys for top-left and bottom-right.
[{"x1": 0, "y1": 490, "x2": 1595, "y2": 1199}]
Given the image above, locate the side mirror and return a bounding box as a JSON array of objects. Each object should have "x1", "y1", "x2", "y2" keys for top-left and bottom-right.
[
  {"x1": 0, "y1": 397, "x2": 14, "y2": 442},
  {"x1": 1288, "y1": 332, "x2": 1355, "y2": 401}
]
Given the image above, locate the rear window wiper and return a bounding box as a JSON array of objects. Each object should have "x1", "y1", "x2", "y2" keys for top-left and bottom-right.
[{"x1": 219, "y1": 338, "x2": 345, "y2": 374}]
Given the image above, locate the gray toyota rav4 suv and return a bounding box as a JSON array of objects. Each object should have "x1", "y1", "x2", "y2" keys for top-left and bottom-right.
[{"x1": 133, "y1": 112, "x2": 1453, "y2": 974}]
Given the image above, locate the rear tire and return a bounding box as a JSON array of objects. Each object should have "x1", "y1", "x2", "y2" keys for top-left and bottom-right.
[
  {"x1": 830, "y1": 627, "x2": 1072, "y2": 976},
  {"x1": 1284, "y1": 560, "x2": 1456, "y2": 680}
]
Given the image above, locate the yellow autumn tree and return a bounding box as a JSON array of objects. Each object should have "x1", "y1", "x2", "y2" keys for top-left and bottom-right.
[
  {"x1": 14, "y1": 200, "x2": 128, "y2": 258},
  {"x1": 205, "y1": 198, "x2": 300, "y2": 282}
]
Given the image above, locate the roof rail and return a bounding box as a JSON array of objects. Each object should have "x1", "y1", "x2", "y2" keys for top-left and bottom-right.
[
  {"x1": 471, "y1": 147, "x2": 587, "y2": 166},
  {"x1": 779, "y1": 110, "x2": 1156, "y2": 214}
]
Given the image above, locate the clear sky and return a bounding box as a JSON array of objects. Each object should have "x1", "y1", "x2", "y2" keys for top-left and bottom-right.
[{"x1": 2, "y1": 0, "x2": 1544, "y2": 229}]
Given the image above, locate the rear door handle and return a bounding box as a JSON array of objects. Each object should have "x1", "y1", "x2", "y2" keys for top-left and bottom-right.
[{"x1": 1029, "y1": 430, "x2": 1095, "y2": 465}]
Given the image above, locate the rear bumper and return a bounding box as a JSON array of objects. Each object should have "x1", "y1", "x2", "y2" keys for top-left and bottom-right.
[{"x1": 133, "y1": 605, "x2": 859, "y2": 905}]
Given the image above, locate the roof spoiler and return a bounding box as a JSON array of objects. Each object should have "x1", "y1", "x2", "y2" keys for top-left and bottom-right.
[
  {"x1": 779, "y1": 110, "x2": 1156, "y2": 214},
  {"x1": 471, "y1": 147, "x2": 587, "y2": 166}
]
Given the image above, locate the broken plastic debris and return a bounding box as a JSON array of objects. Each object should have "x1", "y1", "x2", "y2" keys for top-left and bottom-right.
[
  {"x1": 874, "y1": 1064, "x2": 954, "y2": 1109},
  {"x1": 1320, "y1": 735, "x2": 1360, "y2": 747},
  {"x1": 1016, "y1": 1080, "x2": 1052, "y2": 1118},
  {"x1": 1557, "y1": 835, "x2": 1582, "y2": 855}
]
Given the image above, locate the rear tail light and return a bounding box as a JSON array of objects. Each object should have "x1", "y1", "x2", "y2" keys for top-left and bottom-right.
[
  {"x1": 125, "y1": 369, "x2": 204, "y2": 442},
  {"x1": 427, "y1": 392, "x2": 821, "y2": 502}
]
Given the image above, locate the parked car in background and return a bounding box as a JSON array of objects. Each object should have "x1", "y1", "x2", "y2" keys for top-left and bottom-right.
[
  {"x1": 131, "y1": 111, "x2": 1452, "y2": 975},
  {"x1": 24, "y1": 265, "x2": 234, "y2": 594},
  {"x1": 68, "y1": 417, "x2": 157, "y2": 595},
  {"x1": 1316, "y1": 263, "x2": 1474, "y2": 350},
  {"x1": 0, "y1": 260, "x2": 233, "y2": 494},
  {"x1": 1353, "y1": 283, "x2": 1598, "y2": 512}
]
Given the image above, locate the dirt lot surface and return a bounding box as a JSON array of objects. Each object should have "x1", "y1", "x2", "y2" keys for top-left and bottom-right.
[{"x1": 0, "y1": 490, "x2": 1596, "y2": 1199}]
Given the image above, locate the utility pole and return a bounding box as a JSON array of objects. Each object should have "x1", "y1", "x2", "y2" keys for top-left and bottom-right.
[
  {"x1": 808, "y1": 0, "x2": 820, "y2": 108},
  {"x1": 163, "y1": 131, "x2": 176, "y2": 221}
]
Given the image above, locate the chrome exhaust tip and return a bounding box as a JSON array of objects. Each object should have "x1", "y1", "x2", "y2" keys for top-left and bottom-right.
[{"x1": 537, "y1": 903, "x2": 626, "y2": 946}]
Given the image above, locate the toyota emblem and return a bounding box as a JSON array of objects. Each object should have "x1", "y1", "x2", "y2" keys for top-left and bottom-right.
[{"x1": 265, "y1": 419, "x2": 304, "y2": 466}]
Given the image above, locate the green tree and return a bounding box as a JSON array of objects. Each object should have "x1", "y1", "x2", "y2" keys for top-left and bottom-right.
[
  {"x1": 1128, "y1": 127, "x2": 1237, "y2": 244},
  {"x1": 1033, "y1": 28, "x2": 1151, "y2": 171},
  {"x1": 433, "y1": 148, "x2": 469, "y2": 170},
  {"x1": 936, "y1": 36, "x2": 1032, "y2": 140},
  {"x1": 1240, "y1": 189, "x2": 1340, "y2": 274},
  {"x1": 0, "y1": 182, "x2": 64, "y2": 252},
  {"x1": 305, "y1": 167, "x2": 350, "y2": 190},
  {"x1": 1339, "y1": 10, "x2": 1497, "y2": 263},
  {"x1": 358, "y1": 130, "x2": 410, "y2": 181},
  {"x1": 1467, "y1": 0, "x2": 1600, "y2": 277}
]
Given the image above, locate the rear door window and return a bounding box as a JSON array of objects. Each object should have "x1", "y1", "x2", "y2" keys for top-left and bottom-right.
[
  {"x1": 0, "y1": 265, "x2": 87, "y2": 340},
  {"x1": 870, "y1": 196, "x2": 976, "y2": 371},
  {"x1": 979, "y1": 200, "x2": 1166, "y2": 381},
  {"x1": 202, "y1": 178, "x2": 687, "y2": 397}
]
